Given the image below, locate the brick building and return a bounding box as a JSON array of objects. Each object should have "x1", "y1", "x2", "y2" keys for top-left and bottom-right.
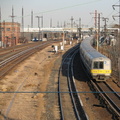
[{"x1": 0, "y1": 22, "x2": 20, "y2": 47}]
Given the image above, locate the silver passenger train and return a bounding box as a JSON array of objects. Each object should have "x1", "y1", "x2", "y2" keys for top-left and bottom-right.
[{"x1": 80, "y1": 36, "x2": 112, "y2": 81}]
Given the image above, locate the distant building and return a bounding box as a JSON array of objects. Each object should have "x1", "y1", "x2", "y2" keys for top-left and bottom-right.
[{"x1": 0, "y1": 22, "x2": 20, "y2": 47}]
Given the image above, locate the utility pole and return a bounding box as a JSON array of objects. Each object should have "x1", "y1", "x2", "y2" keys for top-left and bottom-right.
[
  {"x1": 90, "y1": 10, "x2": 97, "y2": 29},
  {"x1": 50, "y1": 18, "x2": 52, "y2": 28},
  {"x1": 31, "y1": 10, "x2": 33, "y2": 40},
  {"x1": 36, "y1": 16, "x2": 41, "y2": 40},
  {"x1": 21, "y1": 7, "x2": 24, "y2": 39},
  {"x1": 102, "y1": 17, "x2": 109, "y2": 37},
  {"x1": 10, "y1": 6, "x2": 16, "y2": 46},
  {"x1": 90, "y1": 10, "x2": 98, "y2": 49},
  {"x1": 63, "y1": 21, "x2": 66, "y2": 28},
  {"x1": 31, "y1": 10, "x2": 33, "y2": 28},
  {"x1": 90, "y1": 10, "x2": 102, "y2": 51},
  {"x1": 96, "y1": 12, "x2": 102, "y2": 51},
  {"x1": 70, "y1": 16, "x2": 74, "y2": 29},
  {"x1": 41, "y1": 16, "x2": 43, "y2": 40},
  {"x1": 3, "y1": 20, "x2": 5, "y2": 47},
  {"x1": 96, "y1": 13, "x2": 100, "y2": 51},
  {"x1": 36, "y1": 16, "x2": 43, "y2": 40},
  {"x1": 41, "y1": 16, "x2": 43, "y2": 28},
  {"x1": 78, "y1": 18, "x2": 81, "y2": 39},
  {"x1": 70, "y1": 16, "x2": 74, "y2": 40},
  {"x1": 61, "y1": 22, "x2": 62, "y2": 28},
  {"x1": 57, "y1": 21, "x2": 59, "y2": 28}
]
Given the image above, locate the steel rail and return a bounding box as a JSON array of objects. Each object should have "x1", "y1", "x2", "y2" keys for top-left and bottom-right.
[
  {"x1": 58, "y1": 44, "x2": 88, "y2": 120},
  {"x1": 0, "y1": 42, "x2": 54, "y2": 79},
  {"x1": 0, "y1": 42, "x2": 43, "y2": 57},
  {"x1": 70, "y1": 50, "x2": 89, "y2": 120},
  {"x1": 79, "y1": 51, "x2": 120, "y2": 119},
  {"x1": 95, "y1": 82, "x2": 120, "y2": 118},
  {"x1": 90, "y1": 80, "x2": 120, "y2": 119},
  {"x1": 1, "y1": 42, "x2": 55, "y2": 119},
  {"x1": 67, "y1": 49, "x2": 81, "y2": 120},
  {"x1": 104, "y1": 82, "x2": 120, "y2": 98},
  {"x1": 67, "y1": 47, "x2": 81, "y2": 120},
  {"x1": 0, "y1": 42, "x2": 50, "y2": 67},
  {"x1": 58, "y1": 45, "x2": 78, "y2": 120}
]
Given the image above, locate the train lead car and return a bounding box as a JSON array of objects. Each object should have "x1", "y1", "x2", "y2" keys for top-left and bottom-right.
[{"x1": 80, "y1": 36, "x2": 112, "y2": 81}]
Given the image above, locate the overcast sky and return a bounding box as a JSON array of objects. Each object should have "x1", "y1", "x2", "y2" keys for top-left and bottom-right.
[{"x1": 0, "y1": 0, "x2": 119, "y2": 28}]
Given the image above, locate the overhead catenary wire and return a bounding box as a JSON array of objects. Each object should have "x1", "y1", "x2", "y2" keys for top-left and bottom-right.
[{"x1": 1, "y1": 0, "x2": 103, "y2": 21}]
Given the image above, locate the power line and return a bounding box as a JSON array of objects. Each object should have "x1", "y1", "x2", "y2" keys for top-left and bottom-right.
[{"x1": 2, "y1": 0, "x2": 103, "y2": 21}]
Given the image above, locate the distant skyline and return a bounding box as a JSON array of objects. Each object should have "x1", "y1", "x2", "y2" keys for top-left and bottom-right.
[{"x1": 0, "y1": 0, "x2": 119, "y2": 28}]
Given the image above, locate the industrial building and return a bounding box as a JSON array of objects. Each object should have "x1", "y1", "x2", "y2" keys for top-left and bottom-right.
[{"x1": 0, "y1": 22, "x2": 20, "y2": 47}]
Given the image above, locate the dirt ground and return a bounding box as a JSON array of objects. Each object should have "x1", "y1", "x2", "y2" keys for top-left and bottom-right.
[
  {"x1": 0, "y1": 42, "x2": 74, "y2": 120},
  {"x1": 0, "y1": 43, "x2": 61, "y2": 120}
]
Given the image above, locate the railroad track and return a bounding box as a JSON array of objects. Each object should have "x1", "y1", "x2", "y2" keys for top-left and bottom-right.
[
  {"x1": 0, "y1": 41, "x2": 55, "y2": 79},
  {"x1": 80, "y1": 55, "x2": 120, "y2": 120},
  {"x1": 0, "y1": 42, "x2": 48, "y2": 61},
  {"x1": 89, "y1": 81, "x2": 120, "y2": 120},
  {"x1": 58, "y1": 44, "x2": 88, "y2": 120},
  {"x1": 0, "y1": 41, "x2": 59, "y2": 119}
]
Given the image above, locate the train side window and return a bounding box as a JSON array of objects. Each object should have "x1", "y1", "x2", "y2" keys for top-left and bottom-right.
[
  {"x1": 99, "y1": 62, "x2": 104, "y2": 69},
  {"x1": 93, "y1": 62, "x2": 98, "y2": 69}
]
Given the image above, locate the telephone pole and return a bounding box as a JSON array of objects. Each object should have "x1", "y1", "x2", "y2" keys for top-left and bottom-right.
[
  {"x1": 90, "y1": 10, "x2": 102, "y2": 51},
  {"x1": 36, "y1": 16, "x2": 41, "y2": 40},
  {"x1": 10, "y1": 6, "x2": 16, "y2": 46},
  {"x1": 41, "y1": 16, "x2": 43, "y2": 40},
  {"x1": 70, "y1": 16, "x2": 74, "y2": 40},
  {"x1": 41, "y1": 16, "x2": 43, "y2": 28},
  {"x1": 31, "y1": 10, "x2": 33, "y2": 40},
  {"x1": 78, "y1": 18, "x2": 81, "y2": 39},
  {"x1": 102, "y1": 17, "x2": 109, "y2": 37},
  {"x1": 112, "y1": 0, "x2": 120, "y2": 37},
  {"x1": 95, "y1": 12, "x2": 102, "y2": 51},
  {"x1": 50, "y1": 18, "x2": 52, "y2": 28},
  {"x1": 96, "y1": 13, "x2": 101, "y2": 51},
  {"x1": 21, "y1": 7, "x2": 24, "y2": 39},
  {"x1": 35, "y1": 16, "x2": 43, "y2": 40},
  {"x1": 90, "y1": 10, "x2": 97, "y2": 28},
  {"x1": 57, "y1": 21, "x2": 59, "y2": 28}
]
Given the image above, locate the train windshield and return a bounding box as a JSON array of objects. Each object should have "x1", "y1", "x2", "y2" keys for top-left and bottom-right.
[{"x1": 93, "y1": 61, "x2": 104, "y2": 69}]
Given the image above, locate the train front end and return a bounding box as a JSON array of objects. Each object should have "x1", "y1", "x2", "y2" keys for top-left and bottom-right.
[{"x1": 91, "y1": 57, "x2": 112, "y2": 81}]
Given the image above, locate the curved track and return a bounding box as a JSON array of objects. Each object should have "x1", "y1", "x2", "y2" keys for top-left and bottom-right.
[
  {"x1": 58, "y1": 44, "x2": 88, "y2": 120},
  {"x1": 80, "y1": 54, "x2": 120, "y2": 120}
]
